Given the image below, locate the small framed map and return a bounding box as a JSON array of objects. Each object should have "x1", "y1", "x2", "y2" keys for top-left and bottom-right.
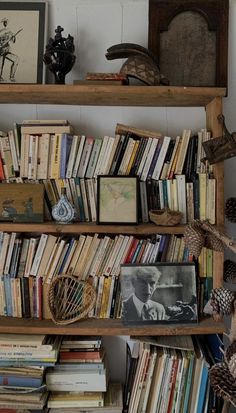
[{"x1": 97, "y1": 175, "x2": 138, "y2": 225}]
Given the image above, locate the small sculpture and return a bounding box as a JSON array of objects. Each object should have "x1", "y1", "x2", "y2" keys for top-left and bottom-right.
[
  {"x1": 43, "y1": 26, "x2": 76, "y2": 84},
  {"x1": 105, "y1": 43, "x2": 169, "y2": 86},
  {"x1": 52, "y1": 188, "x2": 75, "y2": 224}
]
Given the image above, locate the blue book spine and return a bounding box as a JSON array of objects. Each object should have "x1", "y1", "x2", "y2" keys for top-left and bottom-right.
[
  {"x1": 4, "y1": 275, "x2": 12, "y2": 316},
  {"x1": 0, "y1": 375, "x2": 42, "y2": 387},
  {"x1": 196, "y1": 364, "x2": 209, "y2": 413}
]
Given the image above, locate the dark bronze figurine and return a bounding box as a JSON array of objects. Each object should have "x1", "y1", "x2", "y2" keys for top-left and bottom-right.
[
  {"x1": 202, "y1": 114, "x2": 236, "y2": 164},
  {"x1": 43, "y1": 26, "x2": 76, "y2": 84}
]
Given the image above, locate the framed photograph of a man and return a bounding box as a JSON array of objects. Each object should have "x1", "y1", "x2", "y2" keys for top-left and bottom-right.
[
  {"x1": 120, "y1": 263, "x2": 198, "y2": 325},
  {"x1": 0, "y1": 2, "x2": 47, "y2": 84}
]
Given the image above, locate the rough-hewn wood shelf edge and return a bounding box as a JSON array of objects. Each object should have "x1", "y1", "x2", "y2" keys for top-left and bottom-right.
[
  {"x1": 0, "y1": 85, "x2": 226, "y2": 106},
  {"x1": 0, "y1": 222, "x2": 186, "y2": 234},
  {"x1": 0, "y1": 317, "x2": 225, "y2": 336}
]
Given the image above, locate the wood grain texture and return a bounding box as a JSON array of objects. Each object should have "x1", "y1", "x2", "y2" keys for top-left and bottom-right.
[
  {"x1": 0, "y1": 84, "x2": 226, "y2": 106},
  {"x1": 0, "y1": 222, "x2": 186, "y2": 234},
  {"x1": 0, "y1": 316, "x2": 225, "y2": 336}
]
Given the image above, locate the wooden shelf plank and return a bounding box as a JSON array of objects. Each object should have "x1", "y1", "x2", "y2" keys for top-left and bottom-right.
[
  {"x1": 0, "y1": 85, "x2": 226, "y2": 107},
  {"x1": 0, "y1": 222, "x2": 186, "y2": 235},
  {"x1": 0, "y1": 317, "x2": 225, "y2": 336}
]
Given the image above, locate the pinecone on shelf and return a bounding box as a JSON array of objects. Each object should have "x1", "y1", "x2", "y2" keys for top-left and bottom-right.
[
  {"x1": 210, "y1": 287, "x2": 235, "y2": 315},
  {"x1": 205, "y1": 233, "x2": 224, "y2": 252},
  {"x1": 224, "y1": 259, "x2": 236, "y2": 283},
  {"x1": 225, "y1": 198, "x2": 236, "y2": 223},
  {"x1": 183, "y1": 221, "x2": 205, "y2": 258},
  {"x1": 209, "y1": 363, "x2": 236, "y2": 406},
  {"x1": 225, "y1": 341, "x2": 236, "y2": 378}
]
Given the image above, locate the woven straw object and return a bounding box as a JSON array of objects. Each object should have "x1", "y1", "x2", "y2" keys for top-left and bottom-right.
[
  {"x1": 149, "y1": 208, "x2": 182, "y2": 226},
  {"x1": 48, "y1": 274, "x2": 96, "y2": 325}
]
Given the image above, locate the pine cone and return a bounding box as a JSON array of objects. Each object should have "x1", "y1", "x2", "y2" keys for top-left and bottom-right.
[
  {"x1": 209, "y1": 362, "x2": 236, "y2": 406},
  {"x1": 183, "y1": 221, "x2": 205, "y2": 258},
  {"x1": 225, "y1": 198, "x2": 236, "y2": 223},
  {"x1": 224, "y1": 259, "x2": 236, "y2": 283},
  {"x1": 205, "y1": 233, "x2": 224, "y2": 252},
  {"x1": 225, "y1": 340, "x2": 236, "y2": 363},
  {"x1": 210, "y1": 287, "x2": 235, "y2": 315}
]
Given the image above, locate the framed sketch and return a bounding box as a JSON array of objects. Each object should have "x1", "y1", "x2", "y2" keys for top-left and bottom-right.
[
  {"x1": 120, "y1": 263, "x2": 198, "y2": 325},
  {"x1": 0, "y1": 2, "x2": 47, "y2": 84},
  {"x1": 148, "y1": 0, "x2": 229, "y2": 87},
  {"x1": 97, "y1": 175, "x2": 138, "y2": 225}
]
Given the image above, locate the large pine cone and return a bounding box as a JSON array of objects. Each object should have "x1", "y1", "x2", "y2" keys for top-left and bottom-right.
[
  {"x1": 183, "y1": 221, "x2": 205, "y2": 258},
  {"x1": 225, "y1": 341, "x2": 236, "y2": 378},
  {"x1": 225, "y1": 198, "x2": 236, "y2": 223},
  {"x1": 210, "y1": 287, "x2": 235, "y2": 315},
  {"x1": 224, "y1": 259, "x2": 236, "y2": 283},
  {"x1": 209, "y1": 362, "x2": 236, "y2": 406}
]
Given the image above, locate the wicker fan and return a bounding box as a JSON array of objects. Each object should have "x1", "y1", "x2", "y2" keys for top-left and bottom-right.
[{"x1": 48, "y1": 275, "x2": 96, "y2": 325}]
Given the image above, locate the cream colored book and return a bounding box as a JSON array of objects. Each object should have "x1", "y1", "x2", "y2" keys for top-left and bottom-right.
[
  {"x1": 73, "y1": 235, "x2": 93, "y2": 277},
  {"x1": 199, "y1": 172, "x2": 207, "y2": 221},
  {"x1": 45, "y1": 239, "x2": 66, "y2": 284},
  {"x1": 24, "y1": 237, "x2": 38, "y2": 277},
  {"x1": 72, "y1": 135, "x2": 86, "y2": 177},
  {"x1": 106, "y1": 133, "x2": 121, "y2": 174},
  {"x1": 93, "y1": 135, "x2": 109, "y2": 178},
  {"x1": 82, "y1": 234, "x2": 100, "y2": 280},
  {"x1": 8, "y1": 130, "x2": 19, "y2": 172},
  {"x1": 30, "y1": 233, "x2": 48, "y2": 276},
  {"x1": 176, "y1": 174, "x2": 187, "y2": 224},
  {"x1": 206, "y1": 177, "x2": 216, "y2": 224},
  {"x1": 0, "y1": 135, "x2": 14, "y2": 179},
  {"x1": 36, "y1": 234, "x2": 58, "y2": 279},
  {"x1": 3, "y1": 232, "x2": 16, "y2": 275},
  {"x1": 67, "y1": 235, "x2": 86, "y2": 274},
  {"x1": 99, "y1": 136, "x2": 115, "y2": 175},
  {"x1": 66, "y1": 134, "x2": 79, "y2": 178},
  {"x1": 175, "y1": 129, "x2": 191, "y2": 175},
  {"x1": 50, "y1": 133, "x2": 62, "y2": 179},
  {"x1": 89, "y1": 236, "x2": 111, "y2": 277},
  {"x1": 152, "y1": 136, "x2": 171, "y2": 181},
  {"x1": 37, "y1": 133, "x2": 50, "y2": 179}
]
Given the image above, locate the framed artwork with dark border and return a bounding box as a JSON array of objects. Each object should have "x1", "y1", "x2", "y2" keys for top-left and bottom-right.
[
  {"x1": 0, "y1": 2, "x2": 47, "y2": 84},
  {"x1": 148, "y1": 0, "x2": 229, "y2": 87},
  {"x1": 97, "y1": 175, "x2": 138, "y2": 225},
  {"x1": 120, "y1": 262, "x2": 198, "y2": 325}
]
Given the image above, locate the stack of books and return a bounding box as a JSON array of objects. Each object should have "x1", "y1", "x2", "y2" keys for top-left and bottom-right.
[
  {"x1": 0, "y1": 333, "x2": 60, "y2": 411},
  {"x1": 46, "y1": 336, "x2": 109, "y2": 409}
]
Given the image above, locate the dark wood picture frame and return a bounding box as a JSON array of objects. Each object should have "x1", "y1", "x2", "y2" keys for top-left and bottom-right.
[
  {"x1": 97, "y1": 175, "x2": 138, "y2": 225},
  {"x1": 0, "y1": 2, "x2": 47, "y2": 84},
  {"x1": 120, "y1": 262, "x2": 198, "y2": 326},
  {"x1": 148, "y1": 0, "x2": 229, "y2": 87}
]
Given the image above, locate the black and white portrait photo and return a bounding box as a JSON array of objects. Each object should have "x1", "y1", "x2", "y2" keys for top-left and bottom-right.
[
  {"x1": 120, "y1": 263, "x2": 198, "y2": 325},
  {"x1": 0, "y1": 2, "x2": 47, "y2": 84}
]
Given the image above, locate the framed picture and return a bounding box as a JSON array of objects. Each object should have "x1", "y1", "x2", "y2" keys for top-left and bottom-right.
[
  {"x1": 0, "y1": 2, "x2": 47, "y2": 84},
  {"x1": 120, "y1": 263, "x2": 198, "y2": 325},
  {"x1": 0, "y1": 183, "x2": 44, "y2": 222},
  {"x1": 148, "y1": 0, "x2": 229, "y2": 87},
  {"x1": 97, "y1": 175, "x2": 138, "y2": 225}
]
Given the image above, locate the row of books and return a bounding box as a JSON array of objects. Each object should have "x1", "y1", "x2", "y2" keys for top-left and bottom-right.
[
  {"x1": 123, "y1": 334, "x2": 224, "y2": 413},
  {"x1": 0, "y1": 120, "x2": 211, "y2": 182},
  {"x1": 0, "y1": 231, "x2": 194, "y2": 319}
]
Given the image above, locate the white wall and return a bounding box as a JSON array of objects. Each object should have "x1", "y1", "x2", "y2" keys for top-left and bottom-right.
[{"x1": 1, "y1": 0, "x2": 236, "y2": 387}]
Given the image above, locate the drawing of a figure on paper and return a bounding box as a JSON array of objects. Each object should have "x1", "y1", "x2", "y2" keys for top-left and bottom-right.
[{"x1": 0, "y1": 17, "x2": 22, "y2": 82}]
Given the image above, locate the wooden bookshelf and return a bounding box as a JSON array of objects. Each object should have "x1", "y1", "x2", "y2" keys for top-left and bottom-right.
[
  {"x1": 0, "y1": 316, "x2": 225, "y2": 336},
  {"x1": 0, "y1": 85, "x2": 225, "y2": 334},
  {"x1": 0, "y1": 222, "x2": 186, "y2": 235},
  {"x1": 0, "y1": 84, "x2": 226, "y2": 107}
]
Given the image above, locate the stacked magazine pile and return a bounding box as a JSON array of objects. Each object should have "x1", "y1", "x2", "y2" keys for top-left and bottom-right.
[
  {"x1": 46, "y1": 335, "x2": 110, "y2": 409},
  {"x1": 0, "y1": 333, "x2": 60, "y2": 410}
]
